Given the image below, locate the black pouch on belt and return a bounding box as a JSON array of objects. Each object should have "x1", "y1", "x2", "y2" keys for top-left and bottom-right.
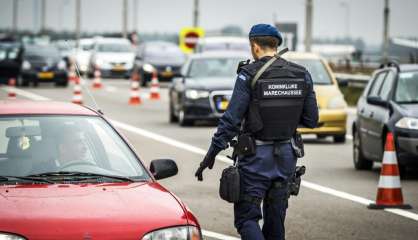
[
  {"x1": 219, "y1": 165, "x2": 240, "y2": 203},
  {"x1": 234, "y1": 133, "x2": 256, "y2": 156}
]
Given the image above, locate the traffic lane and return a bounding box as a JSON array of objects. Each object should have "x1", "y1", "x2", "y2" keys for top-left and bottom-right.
[
  {"x1": 4, "y1": 84, "x2": 418, "y2": 222},
  {"x1": 301, "y1": 137, "x2": 418, "y2": 214},
  {"x1": 3, "y1": 83, "x2": 418, "y2": 210},
  {"x1": 118, "y1": 124, "x2": 418, "y2": 240}
]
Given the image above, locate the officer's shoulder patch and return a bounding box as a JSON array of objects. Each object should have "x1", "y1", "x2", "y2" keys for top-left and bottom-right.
[{"x1": 238, "y1": 73, "x2": 247, "y2": 81}]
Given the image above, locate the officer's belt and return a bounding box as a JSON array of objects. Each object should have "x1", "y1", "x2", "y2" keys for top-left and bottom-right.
[{"x1": 255, "y1": 139, "x2": 291, "y2": 145}]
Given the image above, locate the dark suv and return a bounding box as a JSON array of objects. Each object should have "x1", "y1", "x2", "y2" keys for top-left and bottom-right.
[{"x1": 352, "y1": 62, "x2": 418, "y2": 173}]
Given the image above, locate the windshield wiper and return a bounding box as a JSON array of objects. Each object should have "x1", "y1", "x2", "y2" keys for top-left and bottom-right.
[
  {"x1": 27, "y1": 171, "x2": 135, "y2": 183},
  {"x1": 397, "y1": 100, "x2": 418, "y2": 104},
  {"x1": 0, "y1": 175, "x2": 53, "y2": 184}
]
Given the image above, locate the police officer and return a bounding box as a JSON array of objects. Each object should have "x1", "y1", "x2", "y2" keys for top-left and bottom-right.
[{"x1": 195, "y1": 24, "x2": 318, "y2": 240}]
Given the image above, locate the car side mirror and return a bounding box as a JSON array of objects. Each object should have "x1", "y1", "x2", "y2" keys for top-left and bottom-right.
[
  {"x1": 149, "y1": 159, "x2": 178, "y2": 180},
  {"x1": 367, "y1": 96, "x2": 389, "y2": 108}
]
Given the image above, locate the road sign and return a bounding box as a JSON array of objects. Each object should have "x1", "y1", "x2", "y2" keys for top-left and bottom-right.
[{"x1": 179, "y1": 27, "x2": 205, "y2": 53}]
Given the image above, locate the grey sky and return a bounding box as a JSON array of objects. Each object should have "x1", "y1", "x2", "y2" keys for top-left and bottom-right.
[{"x1": 1, "y1": 0, "x2": 417, "y2": 45}]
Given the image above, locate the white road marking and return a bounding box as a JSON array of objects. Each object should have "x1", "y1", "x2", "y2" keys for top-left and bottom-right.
[
  {"x1": 105, "y1": 86, "x2": 117, "y2": 92},
  {"x1": 3, "y1": 87, "x2": 418, "y2": 230},
  {"x1": 201, "y1": 230, "x2": 240, "y2": 240}
]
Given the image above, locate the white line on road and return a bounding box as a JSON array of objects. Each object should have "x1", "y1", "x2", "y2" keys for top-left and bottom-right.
[
  {"x1": 201, "y1": 230, "x2": 240, "y2": 240},
  {"x1": 111, "y1": 120, "x2": 418, "y2": 223},
  {"x1": 3, "y1": 87, "x2": 418, "y2": 231}
]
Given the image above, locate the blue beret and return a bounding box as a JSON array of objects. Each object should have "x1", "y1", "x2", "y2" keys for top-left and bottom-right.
[{"x1": 249, "y1": 24, "x2": 283, "y2": 46}]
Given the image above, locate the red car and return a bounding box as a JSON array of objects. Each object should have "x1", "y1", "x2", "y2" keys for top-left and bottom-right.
[{"x1": 0, "y1": 100, "x2": 201, "y2": 240}]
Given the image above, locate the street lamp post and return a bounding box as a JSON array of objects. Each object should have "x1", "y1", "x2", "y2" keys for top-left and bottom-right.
[
  {"x1": 133, "y1": 0, "x2": 138, "y2": 32},
  {"x1": 193, "y1": 0, "x2": 199, "y2": 27},
  {"x1": 382, "y1": 0, "x2": 390, "y2": 62},
  {"x1": 305, "y1": 0, "x2": 313, "y2": 52},
  {"x1": 75, "y1": 0, "x2": 81, "y2": 48},
  {"x1": 12, "y1": 0, "x2": 19, "y2": 34},
  {"x1": 122, "y1": 0, "x2": 128, "y2": 38},
  {"x1": 339, "y1": 1, "x2": 350, "y2": 38}
]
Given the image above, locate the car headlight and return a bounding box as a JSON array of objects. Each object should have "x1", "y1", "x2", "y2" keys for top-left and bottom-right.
[
  {"x1": 142, "y1": 226, "x2": 201, "y2": 240},
  {"x1": 22, "y1": 60, "x2": 31, "y2": 70},
  {"x1": 185, "y1": 89, "x2": 210, "y2": 99},
  {"x1": 327, "y1": 96, "x2": 347, "y2": 109},
  {"x1": 57, "y1": 60, "x2": 67, "y2": 70},
  {"x1": 143, "y1": 63, "x2": 155, "y2": 73},
  {"x1": 0, "y1": 233, "x2": 26, "y2": 240},
  {"x1": 395, "y1": 117, "x2": 418, "y2": 130}
]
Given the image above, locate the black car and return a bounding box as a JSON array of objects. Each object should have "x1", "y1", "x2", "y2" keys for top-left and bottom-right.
[
  {"x1": 20, "y1": 45, "x2": 69, "y2": 87},
  {"x1": 133, "y1": 41, "x2": 185, "y2": 86},
  {"x1": 0, "y1": 41, "x2": 23, "y2": 84},
  {"x1": 353, "y1": 62, "x2": 418, "y2": 173},
  {"x1": 169, "y1": 51, "x2": 248, "y2": 126}
]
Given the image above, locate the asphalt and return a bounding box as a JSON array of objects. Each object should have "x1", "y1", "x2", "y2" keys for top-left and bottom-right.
[{"x1": 1, "y1": 78, "x2": 418, "y2": 240}]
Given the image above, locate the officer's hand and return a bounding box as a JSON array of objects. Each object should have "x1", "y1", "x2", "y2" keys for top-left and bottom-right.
[{"x1": 194, "y1": 145, "x2": 221, "y2": 181}]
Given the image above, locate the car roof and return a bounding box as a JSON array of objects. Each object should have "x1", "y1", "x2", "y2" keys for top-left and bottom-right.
[
  {"x1": 0, "y1": 100, "x2": 98, "y2": 116},
  {"x1": 399, "y1": 64, "x2": 418, "y2": 72},
  {"x1": 95, "y1": 38, "x2": 130, "y2": 44},
  {"x1": 198, "y1": 37, "x2": 249, "y2": 44},
  {"x1": 189, "y1": 50, "x2": 250, "y2": 59},
  {"x1": 284, "y1": 51, "x2": 322, "y2": 60}
]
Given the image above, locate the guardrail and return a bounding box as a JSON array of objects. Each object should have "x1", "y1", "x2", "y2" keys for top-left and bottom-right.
[{"x1": 335, "y1": 73, "x2": 370, "y2": 88}]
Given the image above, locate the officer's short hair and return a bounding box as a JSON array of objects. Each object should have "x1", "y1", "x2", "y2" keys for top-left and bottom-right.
[{"x1": 250, "y1": 36, "x2": 279, "y2": 50}]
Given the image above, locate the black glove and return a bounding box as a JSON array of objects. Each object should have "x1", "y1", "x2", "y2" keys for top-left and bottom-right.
[{"x1": 195, "y1": 144, "x2": 221, "y2": 181}]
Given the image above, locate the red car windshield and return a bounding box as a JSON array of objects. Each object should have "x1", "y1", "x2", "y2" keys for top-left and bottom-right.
[{"x1": 0, "y1": 116, "x2": 149, "y2": 181}]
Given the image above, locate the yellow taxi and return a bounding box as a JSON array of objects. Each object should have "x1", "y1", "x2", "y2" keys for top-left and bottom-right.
[{"x1": 284, "y1": 52, "x2": 348, "y2": 143}]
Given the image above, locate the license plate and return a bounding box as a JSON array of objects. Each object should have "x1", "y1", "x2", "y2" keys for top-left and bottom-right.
[
  {"x1": 161, "y1": 71, "x2": 173, "y2": 77},
  {"x1": 38, "y1": 72, "x2": 54, "y2": 79},
  {"x1": 112, "y1": 65, "x2": 125, "y2": 71},
  {"x1": 217, "y1": 101, "x2": 229, "y2": 110}
]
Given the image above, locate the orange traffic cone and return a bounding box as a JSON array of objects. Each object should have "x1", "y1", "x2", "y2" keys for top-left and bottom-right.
[
  {"x1": 149, "y1": 71, "x2": 160, "y2": 100},
  {"x1": 368, "y1": 132, "x2": 412, "y2": 209},
  {"x1": 8, "y1": 78, "x2": 16, "y2": 99},
  {"x1": 92, "y1": 68, "x2": 103, "y2": 89},
  {"x1": 71, "y1": 79, "x2": 83, "y2": 105},
  {"x1": 129, "y1": 72, "x2": 142, "y2": 105}
]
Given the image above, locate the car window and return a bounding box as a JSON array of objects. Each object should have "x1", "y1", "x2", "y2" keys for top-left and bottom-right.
[
  {"x1": 378, "y1": 71, "x2": 395, "y2": 100},
  {"x1": 188, "y1": 58, "x2": 243, "y2": 78},
  {"x1": 0, "y1": 116, "x2": 148, "y2": 180},
  {"x1": 0, "y1": 49, "x2": 6, "y2": 60},
  {"x1": 97, "y1": 43, "x2": 132, "y2": 53},
  {"x1": 290, "y1": 59, "x2": 333, "y2": 85},
  {"x1": 395, "y1": 71, "x2": 418, "y2": 103},
  {"x1": 368, "y1": 72, "x2": 387, "y2": 97}
]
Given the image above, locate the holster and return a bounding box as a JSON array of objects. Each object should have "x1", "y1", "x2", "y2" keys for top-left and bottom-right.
[
  {"x1": 219, "y1": 166, "x2": 240, "y2": 203},
  {"x1": 291, "y1": 132, "x2": 305, "y2": 158},
  {"x1": 288, "y1": 165, "x2": 306, "y2": 196}
]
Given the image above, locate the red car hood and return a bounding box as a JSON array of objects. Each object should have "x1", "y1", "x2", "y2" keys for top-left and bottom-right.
[{"x1": 0, "y1": 182, "x2": 189, "y2": 240}]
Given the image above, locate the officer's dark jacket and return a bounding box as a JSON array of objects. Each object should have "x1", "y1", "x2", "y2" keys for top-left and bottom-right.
[{"x1": 211, "y1": 56, "x2": 318, "y2": 150}]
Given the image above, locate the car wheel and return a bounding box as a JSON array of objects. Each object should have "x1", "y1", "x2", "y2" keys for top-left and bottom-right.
[
  {"x1": 353, "y1": 130, "x2": 373, "y2": 170},
  {"x1": 33, "y1": 80, "x2": 39, "y2": 87},
  {"x1": 317, "y1": 134, "x2": 327, "y2": 140},
  {"x1": 178, "y1": 109, "x2": 193, "y2": 126},
  {"x1": 333, "y1": 134, "x2": 346, "y2": 143},
  {"x1": 169, "y1": 102, "x2": 178, "y2": 123},
  {"x1": 55, "y1": 80, "x2": 68, "y2": 87},
  {"x1": 18, "y1": 76, "x2": 29, "y2": 87}
]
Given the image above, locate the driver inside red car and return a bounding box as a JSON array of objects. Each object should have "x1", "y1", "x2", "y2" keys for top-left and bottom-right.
[{"x1": 31, "y1": 127, "x2": 89, "y2": 174}]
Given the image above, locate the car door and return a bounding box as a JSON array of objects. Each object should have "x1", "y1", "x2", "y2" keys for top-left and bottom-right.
[
  {"x1": 359, "y1": 71, "x2": 387, "y2": 159},
  {"x1": 367, "y1": 70, "x2": 396, "y2": 161}
]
